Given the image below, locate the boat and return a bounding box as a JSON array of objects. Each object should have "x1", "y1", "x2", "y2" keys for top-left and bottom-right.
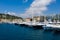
[
  {"x1": 18, "y1": 21, "x2": 45, "y2": 29},
  {"x1": 33, "y1": 22, "x2": 45, "y2": 29},
  {"x1": 43, "y1": 22, "x2": 60, "y2": 31},
  {"x1": 26, "y1": 22, "x2": 45, "y2": 29},
  {"x1": 19, "y1": 22, "x2": 29, "y2": 27}
]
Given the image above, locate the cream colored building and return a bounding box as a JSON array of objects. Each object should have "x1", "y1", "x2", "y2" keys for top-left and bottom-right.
[
  {"x1": 12, "y1": 19, "x2": 23, "y2": 23},
  {"x1": 0, "y1": 18, "x2": 23, "y2": 23},
  {"x1": 33, "y1": 16, "x2": 44, "y2": 22},
  {"x1": 25, "y1": 18, "x2": 32, "y2": 22}
]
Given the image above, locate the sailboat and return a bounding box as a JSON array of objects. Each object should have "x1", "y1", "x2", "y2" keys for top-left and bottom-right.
[{"x1": 43, "y1": 15, "x2": 60, "y2": 30}]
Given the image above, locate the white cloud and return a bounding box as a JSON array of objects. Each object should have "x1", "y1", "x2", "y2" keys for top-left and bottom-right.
[
  {"x1": 6, "y1": 12, "x2": 16, "y2": 15},
  {"x1": 20, "y1": 0, "x2": 56, "y2": 18},
  {"x1": 4, "y1": 10, "x2": 16, "y2": 16}
]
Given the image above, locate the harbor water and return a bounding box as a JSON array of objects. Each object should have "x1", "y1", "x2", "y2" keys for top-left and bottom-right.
[{"x1": 0, "y1": 23, "x2": 60, "y2": 40}]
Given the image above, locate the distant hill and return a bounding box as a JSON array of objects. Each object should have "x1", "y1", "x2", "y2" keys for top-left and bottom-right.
[{"x1": 0, "y1": 13, "x2": 23, "y2": 20}]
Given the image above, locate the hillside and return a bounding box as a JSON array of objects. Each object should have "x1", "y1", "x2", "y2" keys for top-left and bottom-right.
[{"x1": 0, "y1": 13, "x2": 23, "y2": 20}]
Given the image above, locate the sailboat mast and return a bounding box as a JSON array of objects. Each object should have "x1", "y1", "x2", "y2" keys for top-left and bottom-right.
[{"x1": 4, "y1": 11, "x2": 7, "y2": 22}]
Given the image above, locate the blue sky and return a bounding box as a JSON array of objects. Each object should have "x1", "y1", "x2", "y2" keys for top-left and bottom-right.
[
  {"x1": 0, "y1": 0, "x2": 33, "y2": 14},
  {"x1": 0, "y1": 0, "x2": 60, "y2": 17},
  {"x1": 44, "y1": 0, "x2": 60, "y2": 15}
]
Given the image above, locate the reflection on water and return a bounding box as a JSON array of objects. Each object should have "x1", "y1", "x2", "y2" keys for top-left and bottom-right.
[{"x1": 0, "y1": 23, "x2": 60, "y2": 40}]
